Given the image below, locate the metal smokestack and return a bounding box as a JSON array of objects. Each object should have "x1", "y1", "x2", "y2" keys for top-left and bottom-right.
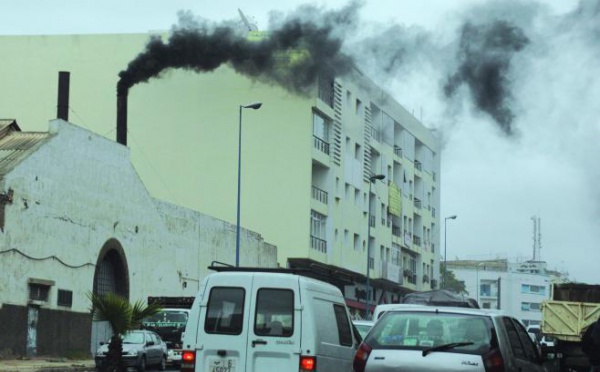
[
  {"x1": 116, "y1": 90, "x2": 128, "y2": 146},
  {"x1": 57, "y1": 71, "x2": 70, "y2": 121}
]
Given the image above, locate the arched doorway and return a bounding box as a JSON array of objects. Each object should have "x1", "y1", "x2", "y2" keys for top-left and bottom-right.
[{"x1": 91, "y1": 239, "x2": 129, "y2": 354}]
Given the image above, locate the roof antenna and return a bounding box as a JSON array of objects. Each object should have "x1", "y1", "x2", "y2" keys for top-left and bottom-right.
[{"x1": 238, "y1": 9, "x2": 258, "y2": 32}]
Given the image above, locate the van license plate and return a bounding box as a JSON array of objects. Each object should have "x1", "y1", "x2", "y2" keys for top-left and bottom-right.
[{"x1": 209, "y1": 357, "x2": 235, "y2": 372}]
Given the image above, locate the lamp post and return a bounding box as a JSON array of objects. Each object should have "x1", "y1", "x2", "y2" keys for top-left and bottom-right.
[
  {"x1": 476, "y1": 262, "x2": 485, "y2": 304},
  {"x1": 443, "y1": 215, "x2": 457, "y2": 289},
  {"x1": 236, "y1": 102, "x2": 262, "y2": 267},
  {"x1": 366, "y1": 174, "x2": 385, "y2": 320}
]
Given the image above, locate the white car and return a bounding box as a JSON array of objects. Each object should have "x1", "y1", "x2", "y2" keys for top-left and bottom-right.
[{"x1": 354, "y1": 305, "x2": 553, "y2": 372}]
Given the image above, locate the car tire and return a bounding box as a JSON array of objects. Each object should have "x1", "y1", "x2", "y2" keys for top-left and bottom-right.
[
  {"x1": 137, "y1": 355, "x2": 146, "y2": 372},
  {"x1": 158, "y1": 355, "x2": 167, "y2": 371}
]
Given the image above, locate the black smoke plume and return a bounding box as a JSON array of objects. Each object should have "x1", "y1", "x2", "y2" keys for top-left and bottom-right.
[
  {"x1": 117, "y1": 6, "x2": 357, "y2": 96},
  {"x1": 443, "y1": 20, "x2": 529, "y2": 135}
]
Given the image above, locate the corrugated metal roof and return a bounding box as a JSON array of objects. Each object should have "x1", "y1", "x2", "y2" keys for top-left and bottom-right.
[{"x1": 0, "y1": 122, "x2": 51, "y2": 178}]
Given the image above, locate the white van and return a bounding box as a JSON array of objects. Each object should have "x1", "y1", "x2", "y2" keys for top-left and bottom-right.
[{"x1": 180, "y1": 268, "x2": 359, "y2": 372}]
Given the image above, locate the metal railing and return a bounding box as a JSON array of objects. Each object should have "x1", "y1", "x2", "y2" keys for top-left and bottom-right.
[
  {"x1": 313, "y1": 136, "x2": 330, "y2": 155},
  {"x1": 311, "y1": 186, "x2": 328, "y2": 204},
  {"x1": 310, "y1": 235, "x2": 327, "y2": 253}
]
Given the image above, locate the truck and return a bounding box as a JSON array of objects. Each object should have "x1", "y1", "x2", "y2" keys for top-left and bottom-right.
[
  {"x1": 142, "y1": 297, "x2": 194, "y2": 368},
  {"x1": 541, "y1": 283, "x2": 600, "y2": 372}
]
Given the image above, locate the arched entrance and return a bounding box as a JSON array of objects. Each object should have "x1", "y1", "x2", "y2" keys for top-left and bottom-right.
[
  {"x1": 93, "y1": 239, "x2": 129, "y2": 299},
  {"x1": 91, "y1": 239, "x2": 129, "y2": 354}
]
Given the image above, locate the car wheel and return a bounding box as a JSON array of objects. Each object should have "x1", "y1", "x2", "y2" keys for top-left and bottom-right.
[
  {"x1": 158, "y1": 355, "x2": 166, "y2": 371},
  {"x1": 137, "y1": 355, "x2": 146, "y2": 372}
]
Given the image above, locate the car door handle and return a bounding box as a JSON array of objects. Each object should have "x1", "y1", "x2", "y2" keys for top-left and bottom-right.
[{"x1": 252, "y1": 339, "x2": 268, "y2": 347}]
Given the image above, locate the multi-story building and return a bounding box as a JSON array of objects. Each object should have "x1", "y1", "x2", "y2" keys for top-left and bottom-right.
[
  {"x1": 1, "y1": 32, "x2": 441, "y2": 317},
  {"x1": 447, "y1": 259, "x2": 554, "y2": 327}
]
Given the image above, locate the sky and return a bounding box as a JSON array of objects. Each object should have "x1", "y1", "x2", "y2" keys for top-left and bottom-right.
[{"x1": 2, "y1": 0, "x2": 598, "y2": 284}]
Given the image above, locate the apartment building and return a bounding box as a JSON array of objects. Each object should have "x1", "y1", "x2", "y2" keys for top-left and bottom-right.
[
  {"x1": 1, "y1": 32, "x2": 441, "y2": 316},
  {"x1": 447, "y1": 259, "x2": 553, "y2": 327}
]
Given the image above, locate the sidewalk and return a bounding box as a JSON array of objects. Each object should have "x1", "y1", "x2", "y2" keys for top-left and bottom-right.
[{"x1": 0, "y1": 357, "x2": 95, "y2": 372}]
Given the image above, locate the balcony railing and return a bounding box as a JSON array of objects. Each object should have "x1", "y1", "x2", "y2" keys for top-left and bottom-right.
[
  {"x1": 369, "y1": 215, "x2": 376, "y2": 228},
  {"x1": 310, "y1": 235, "x2": 327, "y2": 253},
  {"x1": 413, "y1": 235, "x2": 421, "y2": 246},
  {"x1": 311, "y1": 186, "x2": 328, "y2": 204},
  {"x1": 313, "y1": 136, "x2": 330, "y2": 155},
  {"x1": 392, "y1": 225, "x2": 401, "y2": 237},
  {"x1": 393, "y1": 146, "x2": 402, "y2": 157}
]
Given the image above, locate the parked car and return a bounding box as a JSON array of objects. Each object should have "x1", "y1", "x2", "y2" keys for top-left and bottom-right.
[
  {"x1": 95, "y1": 329, "x2": 167, "y2": 371},
  {"x1": 527, "y1": 325, "x2": 556, "y2": 348},
  {"x1": 353, "y1": 320, "x2": 375, "y2": 339},
  {"x1": 180, "y1": 267, "x2": 359, "y2": 372},
  {"x1": 353, "y1": 305, "x2": 552, "y2": 372}
]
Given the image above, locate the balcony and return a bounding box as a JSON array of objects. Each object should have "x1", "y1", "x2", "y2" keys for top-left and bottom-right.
[
  {"x1": 380, "y1": 261, "x2": 401, "y2": 283},
  {"x1": 313, "y1": 136, "x2": 330, "y2": 155},
  {"x1": 311, "y1": 186, "x2": 328, "y2": 204},
  {"x1": 413, "y1": 235, "x2": 421, "y2": 247},
  {"x1": 310, "y1": 235, "x2": 327, "y2": 253},
  {"x1": 393, "y1": 146, "x2": 402, "y2": 158},
  {"x1": 392, "y1": 225, "x2": 401, "y2": 237},
  {"x1": 414, "y1": 160, "x2": 422, "y2": 171}
]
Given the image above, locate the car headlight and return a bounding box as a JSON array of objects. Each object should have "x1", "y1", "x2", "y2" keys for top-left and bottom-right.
[{"x1": 126, "y1": 349, "x2": 139, "y2": 356}]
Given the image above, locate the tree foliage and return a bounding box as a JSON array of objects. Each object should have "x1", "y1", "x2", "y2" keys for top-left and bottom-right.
[
  {"x1": 440, "y1": 264, "x2": 468, "y2": 295},
  {"x1": 88, "y1": 292, "x2": 162, "y2": 372}
]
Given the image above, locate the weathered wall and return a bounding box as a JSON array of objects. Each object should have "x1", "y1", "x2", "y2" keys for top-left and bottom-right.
[{"x1": 0, "y1": 120, "x2": 277, "y2": 356}]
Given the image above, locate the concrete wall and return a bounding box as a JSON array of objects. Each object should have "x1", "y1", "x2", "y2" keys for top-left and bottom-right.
[{"x1": 0, "y1": 120, "x2": 277, "y2": 356}]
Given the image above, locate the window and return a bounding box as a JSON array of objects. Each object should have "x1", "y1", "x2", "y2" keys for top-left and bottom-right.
[
  {"x1": 480, "y1": 284, "x2": 491, "y2": 297},
  {"x1": 57, "y1": 289, "x2": 73, "y2": 307},
  {"x1": 333, "y1": 304, "x2": 353, "y2": 346},
  {"x1": 354, "y1": 233, "x2": 360, "y2": 251},
  {"x1": 503, "y1": 317, "x2": 526, "y2": 359},
  {"x1": 205, "y1": 287, "x2": 245, "y2": 335},
  {"x1": 511, "y1": 318, "x2": 540, "y2": 363},
  {"x1": 254, "y1": 289, "x2": 294, "y2": 337},
  {"x1": 521, "y1": 284, "x2": 546, "y2": 295},
  {"x1": 356, "y1": 99, "x2": 363, "y2": 116},
  {"x1": 310, "y1": 210, "x2": 327, "y2": 253},
  {"x1": 29, "y1": 283, "x2": 50, "y2": 302},
  {"x1": 521, "y1": 302, "x2": 541, "y2": 312}
]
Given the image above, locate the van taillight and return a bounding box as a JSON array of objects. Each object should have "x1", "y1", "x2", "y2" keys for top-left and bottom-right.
[
  {"x1": 352, "y1": 342, "x2": 372, "y2": 372},
  {"x1": 300, "y1": 355, "x2": 316, "y2": 371},
  {"x1": 180, "y1": 350, "x2": 195, "y2": 372},
  {"x1": 483, "y1": 348, "x2": 504, "y2": 372}
]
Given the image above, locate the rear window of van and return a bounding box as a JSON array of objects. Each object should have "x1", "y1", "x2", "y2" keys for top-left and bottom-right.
[
  {"x1": 205, "y1": 287, "x2": 245, "y2": 335},
  {"x1": 254, "y1": 289, "x2": 294, "y2": 337}
]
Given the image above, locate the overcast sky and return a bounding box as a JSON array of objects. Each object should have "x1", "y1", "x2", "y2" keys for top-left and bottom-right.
[{"x1": 3, "y1": 0, "x2": 598, "y2": 284}]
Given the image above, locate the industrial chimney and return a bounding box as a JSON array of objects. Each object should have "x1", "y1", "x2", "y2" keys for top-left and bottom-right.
[
  {"x1": 57, "y1": 71, "x2": 70, "y2": 121},
  {"x1": 116, "y1": 89, "x2": 128, "y2": 146}
]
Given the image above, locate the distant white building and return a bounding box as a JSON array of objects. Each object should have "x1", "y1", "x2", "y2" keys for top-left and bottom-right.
[{"x1": 447, "y1": 259, "x2": 555, "y2": 328}]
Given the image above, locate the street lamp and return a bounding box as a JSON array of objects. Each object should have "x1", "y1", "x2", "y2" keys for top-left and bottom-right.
[
  {"x1": 443, "y1": 215, "x2": 457, "y2": 289},
  {"x1": 476, "y1": 262, "x2": 486, "y2": 304},
  {"x1": 366, "y1": 174, "x2": 385, "y2": 320},
  {"x1": 236, "y1": 102, "x2": 262, "y2": 267}
]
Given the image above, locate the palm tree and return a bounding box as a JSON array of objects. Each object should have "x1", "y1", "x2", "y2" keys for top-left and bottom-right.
[{"x1": 89, "y1": 292, "x2": 162, "y2": 372}]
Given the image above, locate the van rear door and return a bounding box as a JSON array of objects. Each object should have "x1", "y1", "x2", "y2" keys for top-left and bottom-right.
[
  {"x1": 198, "y1": 274, "x2": 250, "y2": 372},
  {"x1": 245, "y1": 274, "x2": 302, "y2": 372}
]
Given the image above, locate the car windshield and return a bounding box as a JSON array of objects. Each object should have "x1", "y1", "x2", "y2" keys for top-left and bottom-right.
[
  {"x1": 365, "y1": 311, "x2": 493, "y2": 355},
  {"x1": 122, "y1": 332, "x2": 145, "y2": 344}
]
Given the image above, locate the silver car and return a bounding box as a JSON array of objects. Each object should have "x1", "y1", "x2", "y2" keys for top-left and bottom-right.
[
  {"x1": 353, "y1": 306, "x2": 551, "y2": 372},
  {"x1": 95, "y1": 330, "x2": 168, "y2": 371}
]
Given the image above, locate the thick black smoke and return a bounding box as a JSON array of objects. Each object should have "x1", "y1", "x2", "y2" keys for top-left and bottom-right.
[
  {"x1": 117, "y1": 6, "x2": 358, "y2": 96},
  {"x1": 443, "y1": 20, "x2": 529, "y2": 135}
]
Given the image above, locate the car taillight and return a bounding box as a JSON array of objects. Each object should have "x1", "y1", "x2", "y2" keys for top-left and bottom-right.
[
  {"x1": 483, "y1": 348, "x2": 505, "y2": 372},
  {"x1": 353, "y1": 342, "x2": 372, "y2": 372},
  {"x1": 180, "y1": 350, "x2": 195, "y2": 372},
  {"x1": 300, "y1": 355, "x2": 316, "y2": 371}
]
